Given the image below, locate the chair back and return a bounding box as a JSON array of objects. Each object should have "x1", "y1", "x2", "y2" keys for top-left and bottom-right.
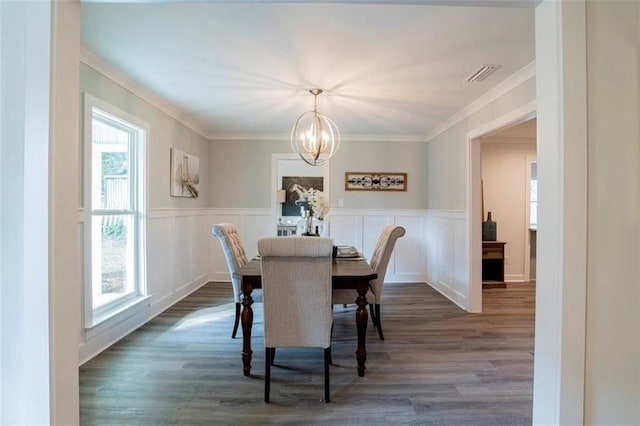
[
  {"x1": 211, "y1": 223, "x2": 248, "y2": 303},
  {"x1": 368, "y1": 224, "x2": 406, "y2": 303},
  {"x1": 258, "y1": 237, "x2": 333, "y2": 349}
]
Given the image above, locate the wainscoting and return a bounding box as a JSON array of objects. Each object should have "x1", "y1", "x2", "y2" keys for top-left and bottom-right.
[
  {"x1": 424, "y1": 210, "x2": 469, "y2": 309},
  {"x1": 147, "y1": 209, "x2": 211, "y2": 312},
  {"x1": 80, "y1": 207, "x2": 470, "y2": 364},
  {"x1": 208, "y1": 208, "x2": 426, "y2": 284},
  {"x1": 79, "y1": 208, "x2": 211, "y2": 363}
]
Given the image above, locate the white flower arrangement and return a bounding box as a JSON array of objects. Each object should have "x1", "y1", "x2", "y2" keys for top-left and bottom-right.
[
  {"x1": 290, "y1": 184, "x2": 329, "y2": 219},
  {"x1": 306, "y1": 188, "x2": 329, "y2": 219}
]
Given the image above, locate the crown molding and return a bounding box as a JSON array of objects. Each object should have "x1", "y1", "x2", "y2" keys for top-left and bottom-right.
[
  {"x1": 80, "y1": 46, "x2": 210, "y2": 139},
  {"x1": 207, "y1": 132, "x2": 427, "y2": 143},
  {"x1": 341, "y1": 134, "x2": 426, "y2": 142},
  {"x1": 425, "y1": 60, "x2": 536, "y2": 142}
]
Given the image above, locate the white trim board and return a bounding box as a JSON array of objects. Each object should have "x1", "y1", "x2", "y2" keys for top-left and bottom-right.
[{"x1": 532, "y1": 1, "x2": 588, "y2": 424}]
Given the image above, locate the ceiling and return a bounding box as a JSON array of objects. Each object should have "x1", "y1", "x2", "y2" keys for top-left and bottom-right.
[{"x1": 81, "y1": 1, "x2": 536, "y2": 142}]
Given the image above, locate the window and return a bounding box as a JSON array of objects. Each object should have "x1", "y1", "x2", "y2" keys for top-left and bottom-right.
[
  {"x1": 530, "y1": 161, "x2": 537, "y2": 229},
  {"x1": 83, "y1": 94, "x2": 147, "y2": 328}
]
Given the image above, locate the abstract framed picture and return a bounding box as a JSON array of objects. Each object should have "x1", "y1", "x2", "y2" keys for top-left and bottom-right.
[
  {"x1": 170, "y1": 148, "x2": 200, "y2": 198},
  {"x1": 344, "y1": 172, "x2": 407, "y2": 191}
]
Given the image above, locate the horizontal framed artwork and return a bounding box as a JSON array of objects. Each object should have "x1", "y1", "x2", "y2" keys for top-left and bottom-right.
[{"x1": 344, "y1": 172, "x2": 407, "y2": 191}]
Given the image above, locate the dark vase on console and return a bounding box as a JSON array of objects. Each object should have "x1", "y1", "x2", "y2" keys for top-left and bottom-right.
[{"x1": 482, "y1": 211, "x2": 497, "y2": 241}]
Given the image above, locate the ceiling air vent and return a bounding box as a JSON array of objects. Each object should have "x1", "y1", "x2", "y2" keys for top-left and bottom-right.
[{"x1": 464, "y1": 64, "x2": 501, "y2": 83}]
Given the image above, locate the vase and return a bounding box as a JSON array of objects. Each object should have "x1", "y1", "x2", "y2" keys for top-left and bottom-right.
[
  {"x1": 299, "y1": 210, "x2": 315, "y2": 236},
  {"x1": 482, "y1": 211, "x2": 497, "y2": 241},
  {"x1": 305, "y1": 213, "x2": 314, "y2": 235}
]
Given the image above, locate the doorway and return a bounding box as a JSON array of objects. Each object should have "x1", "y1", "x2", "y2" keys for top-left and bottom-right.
[
  {"x1": 270, "y1": 153, "x2": 330, "y2": 234},
  {"x1": 479, "y1": 118, "x2": 537, "y2": 287},
  {"x1": 465, "y1": 102, "x2": 535, "y2": 313}
]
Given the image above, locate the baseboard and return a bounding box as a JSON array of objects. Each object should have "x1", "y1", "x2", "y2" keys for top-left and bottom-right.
[
  {"x1": 505, "y1": 274, "x2": 526, "y2": 283},
  {"x1": 425, "y1": 279, "x2": 467, "y2": 311}
]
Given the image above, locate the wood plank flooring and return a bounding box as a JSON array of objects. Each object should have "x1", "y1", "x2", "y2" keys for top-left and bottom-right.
[{"x1": 80, "y1": 282, "x2": 535, "y2": 425}]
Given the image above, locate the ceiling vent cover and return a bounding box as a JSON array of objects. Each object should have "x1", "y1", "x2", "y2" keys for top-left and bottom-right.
[{"x1": 465, "y1": 64, "x2": 501, "y2": 83}]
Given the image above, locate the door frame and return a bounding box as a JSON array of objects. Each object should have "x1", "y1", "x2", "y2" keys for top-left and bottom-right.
[
  {"x1": 271, "y1": 153, "x2": 330, "y2": 226},
  {"x1": 465, "y1": 102, "x2": 536, "y2": 313}
]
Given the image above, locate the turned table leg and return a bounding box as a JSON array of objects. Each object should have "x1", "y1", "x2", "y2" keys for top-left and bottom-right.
[
  {"x1": 354, "y1": 280, "x2": 369, "y2": 377},
  {"x1": 241, "y1": 279, "x2": 254, "y2": 377}
]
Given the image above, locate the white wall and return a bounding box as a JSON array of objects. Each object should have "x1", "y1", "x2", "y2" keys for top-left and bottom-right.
[
  {"x1": 50, "y1": 2, "x2": 82, "y2": 423},
  {"x1": 1, "y1": 1, "x2": 81, "y2": 424},
  {"x1": 584, "y1": 1, "x2": 639, "y2": 423},
  {"x1": 481, "y1": 138, "x2": 536, "y2": 282},
  {"x1": 208, "y1": 139, "x2": 288, "y2": 208},
  {"x1": 208, "y1": 139, "x2": 428, "y2": 211},
  {"x1": 1, "y1": 1, "x2": 54, "y2": 423},
  {"x1": 0, "y1": 0, "x2": 3, "y2": 416}
]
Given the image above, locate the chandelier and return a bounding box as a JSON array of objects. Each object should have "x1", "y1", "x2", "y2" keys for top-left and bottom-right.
[{"x1": 290, "y1": 88, "x2": 340, "y2": 166}]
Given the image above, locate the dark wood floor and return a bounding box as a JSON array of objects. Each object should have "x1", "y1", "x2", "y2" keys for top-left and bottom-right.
[{"x1": 80, "y1": 282, "x2": 535, "y2": 425}]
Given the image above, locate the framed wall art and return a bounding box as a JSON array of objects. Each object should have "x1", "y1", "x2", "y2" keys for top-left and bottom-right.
[
  {"x1": 281, "y1": 176, "x2": 323, "y2": 216},
  {"x1": 345, "y1": 172, "x2": 407, "y2": 191},
  {"x1": 170, "y1": 148, "x2": 200, "y2": 198}
]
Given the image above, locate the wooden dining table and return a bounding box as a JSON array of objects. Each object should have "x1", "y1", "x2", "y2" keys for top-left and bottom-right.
[{"x1": 233, "y1": 257, "x2": 377, "y2": 377}]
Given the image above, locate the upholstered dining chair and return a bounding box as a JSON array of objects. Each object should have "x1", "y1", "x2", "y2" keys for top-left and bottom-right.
[
  {"x1": 210, "y1": 223, "x2": 248, "y2": 339},
  {"x1": 333, "y1": 224, "x2": 406, "y2": 340},
  {"x1": 258, "y1": 236, "x2": 334, "y2": 403}
]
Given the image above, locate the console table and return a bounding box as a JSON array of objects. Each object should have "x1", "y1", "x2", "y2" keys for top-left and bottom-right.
[
  {"x1": 482, "y1": 241, "x2": 507, "y2": 288},
  {"x1": 276, "y1": 224, "x2": 297, "y2": 236}
]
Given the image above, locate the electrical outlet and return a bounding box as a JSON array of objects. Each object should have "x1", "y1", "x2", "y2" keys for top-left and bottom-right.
[
  {"x1": 338, "y1": 198, "x2": 344, "y2": 207},
  {"x1": 504, "y1": 256, "x2": 510, "y2": 265}
]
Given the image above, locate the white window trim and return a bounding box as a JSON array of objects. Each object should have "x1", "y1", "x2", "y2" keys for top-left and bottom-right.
[
  {"x1": 84, "y1": 295, "x2": 152, "y2": 340},
  {"x1": 82, "y1": 93, "x2": 149, "y2": 330}
]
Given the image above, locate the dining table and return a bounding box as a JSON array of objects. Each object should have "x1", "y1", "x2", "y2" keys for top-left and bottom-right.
[{"x1": 233, "y1": 257, "x2": 377, "y2": 377}]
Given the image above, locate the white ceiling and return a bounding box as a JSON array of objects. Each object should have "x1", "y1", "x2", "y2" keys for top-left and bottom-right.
[{"x1": 81, "y1": 1, "x2": 536, "y2": 142}]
